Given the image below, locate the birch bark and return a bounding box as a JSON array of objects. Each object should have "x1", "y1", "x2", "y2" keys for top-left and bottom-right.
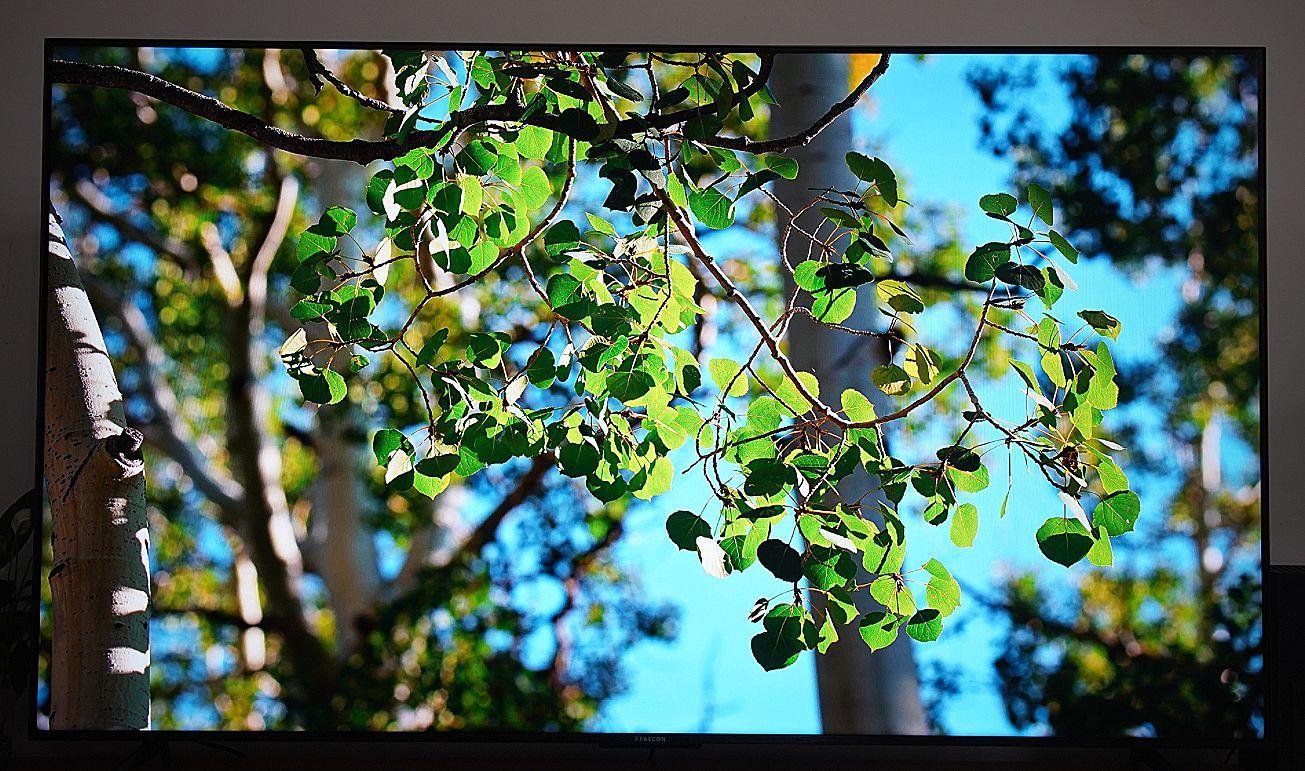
[{"x1": 44, "y1": 210, "x2": 150, "y2": 729}]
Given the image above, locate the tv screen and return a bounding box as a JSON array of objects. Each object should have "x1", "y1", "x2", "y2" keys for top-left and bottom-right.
[{"x1": 37, "y1": 44, "x2": 1263, "y2": 742}]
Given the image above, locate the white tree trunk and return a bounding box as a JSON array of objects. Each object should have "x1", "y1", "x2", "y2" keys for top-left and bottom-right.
[
  {"x1": 770, "y1": 53, "x2": 929, "y2": 735},
  {"x1": 303, "y1": 157, "x2": 384, "y2": 658},
  {"x1": 308, "y1": 403, "x2": 381, "y2": 657},
  {"x1": 44, "y1": 211, "x2": 150, "y2": 729}
]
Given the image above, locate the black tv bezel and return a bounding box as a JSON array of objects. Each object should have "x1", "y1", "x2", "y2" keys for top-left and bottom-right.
[{"x1": 32, "y1": 38, "x2": 1271, "y2": 752}]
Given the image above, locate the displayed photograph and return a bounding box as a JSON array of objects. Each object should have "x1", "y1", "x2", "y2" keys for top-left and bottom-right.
[{"x1": 36, "y1": 46, "x2": 1261, "y2": 738}]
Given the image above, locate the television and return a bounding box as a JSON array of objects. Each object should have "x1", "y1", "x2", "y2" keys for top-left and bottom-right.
[{"x1": 15, "y1": 38, "x2": 1272, "y2": 762}]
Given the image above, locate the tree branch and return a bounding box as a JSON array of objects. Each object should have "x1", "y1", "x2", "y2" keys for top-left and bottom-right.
[
  {"x1": 153, "y1": 603, "x2": 291, "y2": 635},
  {"x1": 65, "y1": 179, "x2": 199, "y2": 267},
  {"x1": 709, "y1": 53, "x2": 892, "y2": 154},
  {"x1": 442, "y1": 453, "x2": 556, "y2": 566},
  {"x1": 884, "y1": 269, "x2": 993, "y2": 294},
  {"x1": 247, "y1": 172, "x2": 300, "y2": 327},
  {"x1": 52, "y1": 60, "x2": 412, "y2": 163},
  {"x1": 80, "y1": 275, "x2": 245, "y2": 515},
  {"x1": 300, "y1": 48, "x2": 401, "y2": 116},
  {"x1": 51, "y1": 54, "x2": 786, "y2": 164}
]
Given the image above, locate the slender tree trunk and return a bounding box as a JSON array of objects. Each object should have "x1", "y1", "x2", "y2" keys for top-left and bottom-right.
[
  {"x1": 44, "y1": 210, "x2": 150, "y2": 729},
  {"x1": 303, "y1": 157, "x2": 384, "y2": 658},
  {"x1": 221, "y1": 255, "x2": 341, "y2": 730},
  {"x1": 770, "y1": 53, "x2": 929, "y2": 735},
  {"x1": 309, "y1": 402, "x2": 381, "y2": 657}
]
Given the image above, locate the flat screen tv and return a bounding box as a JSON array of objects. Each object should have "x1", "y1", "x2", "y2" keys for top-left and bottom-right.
[{"x1": 29, "y1": 42, "x2": 1264, "y2": 751}]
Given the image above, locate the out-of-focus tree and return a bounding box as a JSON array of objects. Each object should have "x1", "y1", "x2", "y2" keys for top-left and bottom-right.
[
  {"x1": 770, "y1": 52, "x2": 928, "y2": 735},
  {"x1": 47, "y1": 46, "x2": 672, "y2": 730},
  {"x1": 970, "y1": 52, "x2": 1262, "y2": 737}
]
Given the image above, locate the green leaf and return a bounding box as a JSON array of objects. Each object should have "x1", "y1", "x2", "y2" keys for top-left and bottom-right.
[
  {"x1": 746, "y1": 396, "x2": 786, "y2": 433},
  {"x1": 812, "y1": 287, "x2": 857, "y2": 323},
  {"x1": 996, "y1": 262, "x2": 1046, "y2": 292},
  {"x1": 876, "y1": 280, "x2": 925, "y2": 315},
  {"x1": 1086, "y1": 343, "x2": 1119, "y2": 410},
  {"x1": 298, "y1": 369, "x2": 347, "y2": 405},
  {"x1": 290, "y1": 300, "x2": 332, "y2": 321},
  {"x1": 455, "y1": 445, "x2": 484, "y2": 477},
  {"x1": 923, "y1": 559, "x2": 961, "y2": 617},
  {"x1": 318, "y1": 206, "x2": 357, "y2": 236},
  {"x1": 751, "y1": 629, "x2": 804, "y2": 671},
  {"x1": 772, "y1": 371, "x2": 822, "y2": 417},
  {"x1": 757, "y1": 539, "x2": 803, "y2": 583},
  {"x1": 525, "y1": 346, "x2": 557, "y2": 388},
  {"x1": 689, "y1": 187, "x2": 735, "y2": 229},
  {"x1": 520, "y1": 165, "x2": 553, "y2": 210},
  {"x1": 1035, "y1": 517, "x2": 1093, "y2": 567},
  {"x1": 666, "y1": 510, "x2": 712, "y2": 551},
  {"x1": 466, "y1": 332, "x2": 506, "y2": 367},
  {"x1": 841, "y1": 389, "x2": 877, "y2": 423},
  {"x1": 517, "y1": 125, "x2": 554, "y2": 160},
  {"x1": 964, "y1": 242, "x2": 1011, "y2": 283},
  {"x1": 1097, "y1": 456, "x2": 1129, "y2": 494},
  {"x1": 946, "y1": 463, "x2": 989, "y2": 494},
  {"x1": 555, "y1": 107, "x2": 600, "y2": 141},
  {"x1": 1088, "y1": 526, "x2": 1114, "y2": 567},
  {"x1": 605, "y1": 74, "x2": 644, "y2": 102},
  {"x1": 870, "y1": 576, "x2": 916, "y2": 616},
  {"x1": 905, "y1": 609, "x2": 943, "y2": 642},
  {"x1": 1037, "y1": 317, "x2": 1066, "y2": 387},
  {"x1": 903, "y1": 344, "x2": 940, "y2": 385},
  {"x1": 607, "y1": 369, "x2": 654, "y2": 403},
  {"x1": 415, "y1": 328, "x2": 449, "y2": 367},
  {"x1": 979, "y1": 193, "x2": 1018, "y2": 217},
  {"x1": 1093, "y1": 490, "x2": 1141, "y2": 536},
  {"x1": 762, "y1": 154, "x2": 799, "y2": 180},
  {"x1": 949, "y1": 502, "x2": 978, "y2": 548},
  {"x1": 416, "y1": 452, "x2": 460, "y2": 478},
  {"x1": 297, "y1": 230, "x2": 336, "y2": 263},
  {"x1": 858, "y1": 611, "x2": 900, "y2": 651},
  {"x1": 457, "y1": 174, "x2": 484, "y2": 216},
  {"x1": 410, "y1": 470, "x2": 449, "y2": 499},
  {"x1": 1028, "y1": 183, "x2": 1054, "y2": 226},
  {"x1": 545, "y1": 273, "x2": 588, "y2": 319},
  {"x1": 395, "y1": 148, "x2": 436, "y2": 180},
  {"x1": 744, "y1": 457, "x2": 793, "y2": 498},
  {"x1": 872, "y1": 364, "x2": 912, "y2": 397},
  {"x1": 372, "y1": 428, "x2": 406, "y2": 465},
  {"x1": 558, "y1": 441, "x2": 600, "y2": 478},
  {"x1": 709, "y1": 358, "x2": 748, "y2": 398},
  {"x1": 816, "y1": 616, "x2": 839, "y2": 654},
  {"x1": 654, "y1": 85, "x2": 691, "y2": 109},
  {"x1": 804, "y1": 545, "x2": 857, "y2": 592},
  {"x1": 1048, "y1": 229, "x2": 1079, "y2": 263},
  {"x1": 366, "y1": 170, "x2": 393, "y2": 216},
  {"x1": 846, "y1": 152, "x2": 898, "y2": 206},
  {"x1": 1078, "y1": 309, "x2": 1122, "y2": 340},
  {"x1": 544, "y1": 220, "x2": 582, "y2": 257},
  {"x1": 457, "y1": 139, "x2": 499, "y2": 176}
]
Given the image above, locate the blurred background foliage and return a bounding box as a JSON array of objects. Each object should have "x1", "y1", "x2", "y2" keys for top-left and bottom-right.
[{"x1": 970, "y1": 52, "x2": 1261, "y2": 737}]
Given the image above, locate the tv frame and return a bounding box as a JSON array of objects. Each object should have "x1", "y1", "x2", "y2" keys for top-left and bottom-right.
[{"x1": 26, "y1": 38, "x2": 1271, "y2": 758}]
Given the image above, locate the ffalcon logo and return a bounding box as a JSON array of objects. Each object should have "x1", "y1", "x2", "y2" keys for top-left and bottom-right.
[{"x1": 633, "y1": 735, "x2": 667, "y2": 743}]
